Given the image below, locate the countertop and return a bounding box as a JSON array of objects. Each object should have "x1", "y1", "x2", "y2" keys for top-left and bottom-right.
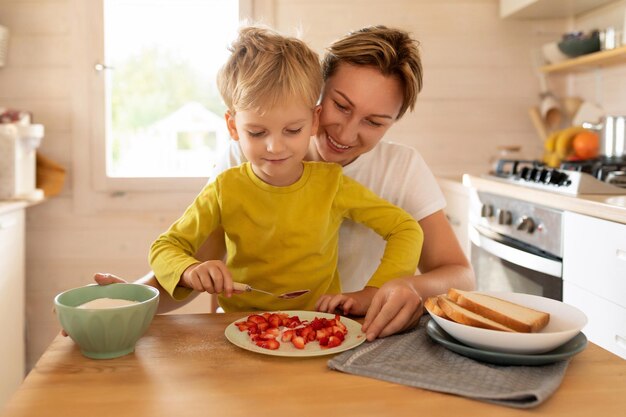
[
  {"x1": 461, "y1": 174, "x2": 626, "y2": 224},
  {"x1": 2, "y1": 313, "x2": 626, "y2": 417},
  {"x1": 0, "y1": 201, "x2": 28, "y2": 216},
  {"x1": 0, "y1": 196, "x2": 45, "y2": 215}
]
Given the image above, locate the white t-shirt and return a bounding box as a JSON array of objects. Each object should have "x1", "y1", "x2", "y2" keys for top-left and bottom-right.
[{"x1": 208, "y1": 140, "x2": 446, "y2": 292}]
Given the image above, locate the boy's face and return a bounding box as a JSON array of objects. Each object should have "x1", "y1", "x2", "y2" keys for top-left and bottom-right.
[{"x1": 226, "y1": 100, "x2": 321, "y2": 186}]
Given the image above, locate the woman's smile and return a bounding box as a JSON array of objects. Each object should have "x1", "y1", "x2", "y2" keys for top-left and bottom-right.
[{"x1": 326, "y1": 134, "x2": 352, "y2": 151}]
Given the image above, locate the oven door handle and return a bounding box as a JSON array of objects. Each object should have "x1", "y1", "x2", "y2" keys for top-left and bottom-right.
[{"x1": 469, "y1": 226, "x2": 562, "y2": 277}]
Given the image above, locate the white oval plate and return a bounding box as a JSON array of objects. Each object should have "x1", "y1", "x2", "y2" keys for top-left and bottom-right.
[
  {"x1": 426, "y1": 292, "x2": 588, "y2": 354},
  {"x1": 225, "y1": 310, "x2": 366, "y2": 357}
]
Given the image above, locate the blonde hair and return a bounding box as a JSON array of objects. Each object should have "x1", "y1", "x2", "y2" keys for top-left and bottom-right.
[
  {"x1": 322, "y1": 25, "x2": 423, "y2": 120},
  {"x1": 217, "y1": 26, "x2": 322, "y2": 113}
]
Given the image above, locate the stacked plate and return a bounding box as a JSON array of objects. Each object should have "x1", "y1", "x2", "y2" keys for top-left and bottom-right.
[{"x1": 425, "y1": 292, "x2": 588, "y2": 366}]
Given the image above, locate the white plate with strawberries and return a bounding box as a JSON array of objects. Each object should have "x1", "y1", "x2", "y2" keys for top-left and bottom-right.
[{"x1": 225, "y1": 311, "x2": 366, "y2": 357}]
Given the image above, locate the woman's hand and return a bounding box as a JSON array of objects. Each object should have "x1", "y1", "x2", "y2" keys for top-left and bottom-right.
[
  {"x1": 61, "y1": 273, "x2": 128, "y2": 336},
  {"x1": 180, "y1": 260, "x2": 235, "y2": 297},
  {"x1": 361, "y1": 278, "x2": 424, "y2": 341},
  {"x1": 315, "y1": 287, "x2": 377, "y2": 316},
  {"x1": 93, "y1": 272, "x2": 128, "y2": 285}
]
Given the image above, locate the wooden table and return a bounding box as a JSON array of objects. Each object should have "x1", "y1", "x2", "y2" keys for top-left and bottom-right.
[{"x1": 2, "y1": 313, "x2": 625, "y2": 417}]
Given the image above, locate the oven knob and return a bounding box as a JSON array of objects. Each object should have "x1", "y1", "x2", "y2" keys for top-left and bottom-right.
[
  {"x1": 530, "y1": 168, "x2": 540, "y2": 182},
  {"x1": 480, "y1": 204, "x2": 494, "y2": 217},
  {"x1": 497, "y1": 209, "x2": 512, "y2": 225},
  {"x1": 516, "y1": 216, "x2": 535, "y2": 233},
  {"x1": 521, "y1": 167, "x2": 532, "y2": 181},
  {"x1": 548, "y1": 170, "x2": 562, "y2": 185}
]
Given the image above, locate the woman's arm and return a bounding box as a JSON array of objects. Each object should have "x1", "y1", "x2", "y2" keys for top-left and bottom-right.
[
  {"x1": 92, "y1": 228, "x2": 227, "y2": 314},
  {"x1": 361, "y1": 210, "x2": 475, "y2": 340}
]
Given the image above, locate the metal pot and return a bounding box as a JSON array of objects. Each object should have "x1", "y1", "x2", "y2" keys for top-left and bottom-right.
[{"x1": 582, "y1": 115, "x2": 626, "y2": 159}]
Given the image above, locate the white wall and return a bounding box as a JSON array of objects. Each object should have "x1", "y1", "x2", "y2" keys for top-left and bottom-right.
[
  {"x1": 270, "y1": 0, "x2": 565, "y2": 175},
  {"x1": 0, "y1": 0, "x2": 574, "y2": 371}
]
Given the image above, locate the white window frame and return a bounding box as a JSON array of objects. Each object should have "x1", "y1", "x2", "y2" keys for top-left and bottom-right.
[{"x1": 74, "y1": 0, "x2": 274, "y2": 210}]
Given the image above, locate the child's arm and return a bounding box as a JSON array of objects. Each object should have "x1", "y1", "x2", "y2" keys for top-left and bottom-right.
[{"x1": 149, "y1": 181, "x2": 224, "y2": 300}]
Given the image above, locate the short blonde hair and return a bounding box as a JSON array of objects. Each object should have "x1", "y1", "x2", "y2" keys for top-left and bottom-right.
[
  {"x1": 217, "y1": 26, "x2": 322, "y2": 113},
  {"x1": 322, "y1": 26, "x2": 423, "y2": 120}
]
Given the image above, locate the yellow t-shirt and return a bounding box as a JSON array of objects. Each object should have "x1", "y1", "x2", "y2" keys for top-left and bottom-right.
[{"x1": 149, "y1": 161, "x2": 423, "y2": 312}]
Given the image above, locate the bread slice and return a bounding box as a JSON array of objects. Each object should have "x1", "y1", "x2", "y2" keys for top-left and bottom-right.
[
  {"x1": 424, "y1": 296, "x2": 448, "y2": 319},
  {"x1": 448, "y1": 288, "x2": 550, "y2": 333},
  {"x1": 436, "y1": 295, "x2": 516, "y2": 332}
]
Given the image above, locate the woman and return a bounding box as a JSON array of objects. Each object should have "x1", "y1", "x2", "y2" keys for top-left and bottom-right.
[{"x1": 93, "y1": 25, "x2": 474, "y2": 341}]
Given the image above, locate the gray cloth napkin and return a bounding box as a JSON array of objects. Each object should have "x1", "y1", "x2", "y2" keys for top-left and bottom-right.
[{"x1": 328, "y1": 317, "x2": 569, "y2": 408}]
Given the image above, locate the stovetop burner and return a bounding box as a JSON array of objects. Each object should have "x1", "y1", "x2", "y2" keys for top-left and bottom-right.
[
  {"x1": 559, "y1": 157, "x2": 626, "y2": 182},
  {"x1": 489, "y1": 158, "x2": 626, "y2": 195}
]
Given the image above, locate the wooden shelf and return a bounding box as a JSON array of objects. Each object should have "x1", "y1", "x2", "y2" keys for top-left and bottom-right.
[{"x1": 541, "y1": 45, "x2": 626, "y2": 74}]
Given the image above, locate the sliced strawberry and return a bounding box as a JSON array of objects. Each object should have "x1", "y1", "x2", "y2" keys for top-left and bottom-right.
[
  {"x1": 334, "y1": 331, "x2": 345, "y2": 341},
  {"x1": 291, "y1": 336, "x2": 306, "y2": 349},
  {"x1": 310, "y1": 318, "x2": 326, "y2": 330},
  {"x1": 237, "y1": 313, "x2": 346, "y2": 351},
  {"x1": 268, "y1": 313, "x2": 282, "y2": 328},
  {"x1": 235, "y1": 322, "x2": 249, "y2": 331},
  {"x1": 248, "y1": 314, "x2": 268, "y2": 325},
  {"x1": 332, "y1": 325, "x2": 347, "y2": 336},
  {"x1": 246, "y1": 323, "x2": 259, "y2": 335},
  {"x1": 334, "y1": 316, "x2": 347, "y2": 332},
  {"x1": 256, "y1": 339, "x2": 280, "y2": 350},
  {"x1": 258, "y1": 328, "x2": 279, "y2": 340},
  {"x1": 326, "y1": 335, "x2": 342, "y2": 348},
  {"x1": 315, "y1": 328, "x2": 331, "y2": 341},
  {"x1": 284, "y1": 317, "x2": 301, "y2": 328},
  {"x1": 300, "y1": 326, "x2": 315, "y2": 342},
  {"x1": 281, "y1": 329, "x2": 294, "y2": 342}
]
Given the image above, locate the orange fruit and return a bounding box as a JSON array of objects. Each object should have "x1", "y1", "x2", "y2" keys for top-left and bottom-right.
[{"x1": 572, "y1": 131, "x2": 599, "y2": 159}]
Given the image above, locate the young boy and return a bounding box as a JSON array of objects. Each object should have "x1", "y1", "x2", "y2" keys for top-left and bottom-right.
[{"x1": 149, "y1": 26, "x2": 423, "y2": 313}]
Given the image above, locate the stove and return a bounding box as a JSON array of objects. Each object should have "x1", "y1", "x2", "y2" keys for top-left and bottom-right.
[{"x1": 487, "y1": 158, "x2": 626, "y2": 196}]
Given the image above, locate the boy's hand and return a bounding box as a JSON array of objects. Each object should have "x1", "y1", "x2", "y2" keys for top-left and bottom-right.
[
  {"x1": 315, "y1": 287, "x2": 377, "y2": 317},
  {"x1": 180, "y1": 260, "x2": 235, "y2": 297}
]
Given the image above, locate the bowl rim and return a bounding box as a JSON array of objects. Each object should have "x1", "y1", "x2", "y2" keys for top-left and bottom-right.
[
  {"x1": 54, "y1": 283, "x2": 159, "y2": 310},
  {"x1": 425, "y1": 291, "x2": 588, "y2": 338}
]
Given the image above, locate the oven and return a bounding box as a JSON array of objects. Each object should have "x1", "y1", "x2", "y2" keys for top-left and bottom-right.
[{"x1": 469, "y1": 190, "x2": 563, "y2": 301}]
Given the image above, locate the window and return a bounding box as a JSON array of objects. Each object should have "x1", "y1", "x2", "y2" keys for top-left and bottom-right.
[{"x1": 91, "y1": 0, "x2": 250, "y2": 191}]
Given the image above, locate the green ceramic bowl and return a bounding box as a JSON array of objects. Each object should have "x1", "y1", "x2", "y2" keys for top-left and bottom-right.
[{"x1": 54, "y1": 283, "x2": 159, "y2": 359}]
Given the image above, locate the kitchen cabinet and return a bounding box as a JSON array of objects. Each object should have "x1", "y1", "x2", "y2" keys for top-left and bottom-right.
[
  {"x1": 0, "y1": 207, "x2": 25, "y2": 408},
  {"x1": 562, "y1": 211, "x2": 626, "y2": 358},
  {"x1": 438, "y1": 177, "x2": 470, "y2": 256},
  {"x1": 564, "y1": 281, "x2": 626, "y2": 359},
  {"x1": 500, "y1": 0, "x2": 615, "y2": 19}
]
